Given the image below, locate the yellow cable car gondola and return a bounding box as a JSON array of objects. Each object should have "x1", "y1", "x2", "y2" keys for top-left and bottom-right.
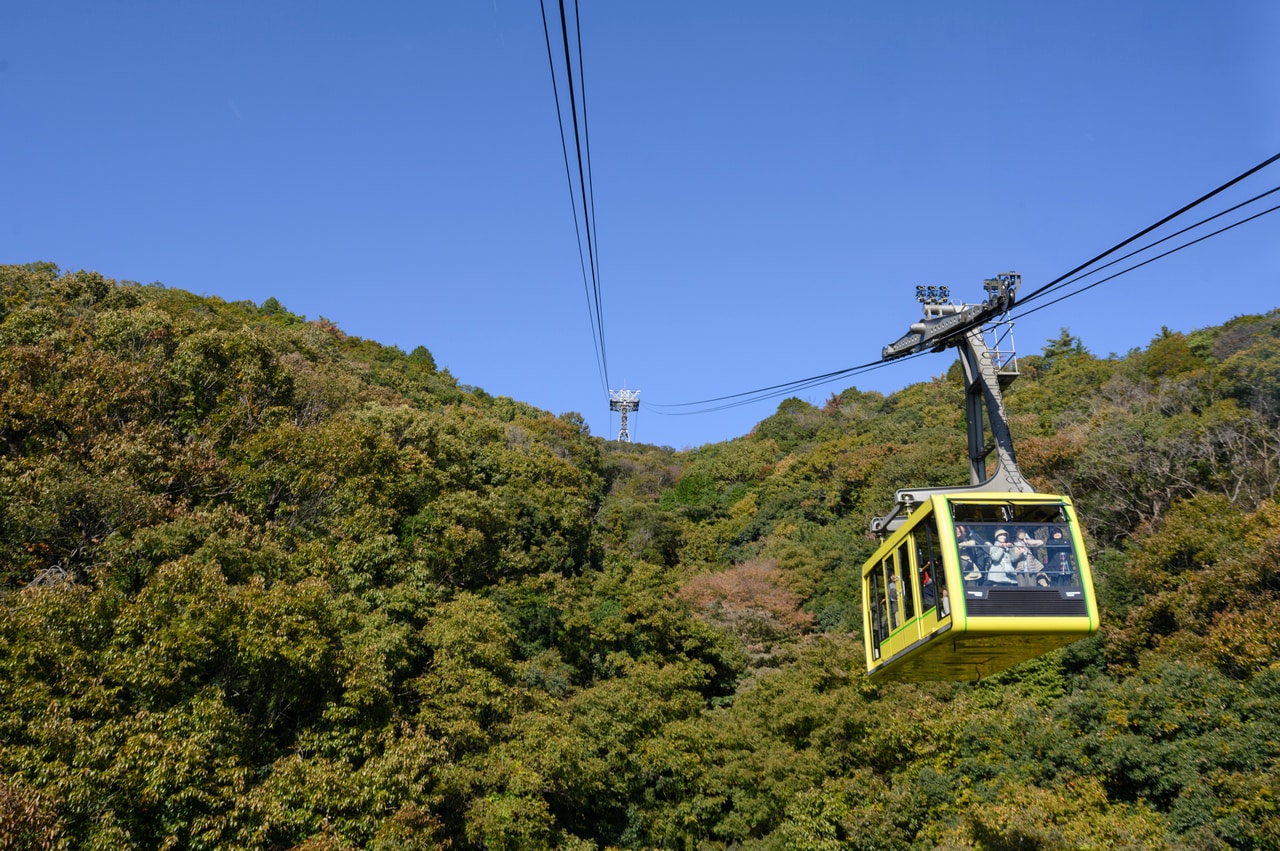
[
  {"x1": 862, "y1": 492, "x2": 1098, "y2": 681},
  {"x1": 862, "y1": 275, "x2": 1099, "y2": 681}
]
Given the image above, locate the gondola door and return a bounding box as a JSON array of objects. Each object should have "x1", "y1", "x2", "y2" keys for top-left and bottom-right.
[
  {"x1": 914, "y1": 519, "x2": 949, "y2": 627},
  {"x1": 877, "y1": 541, "x2": 919, "y2": 662}
]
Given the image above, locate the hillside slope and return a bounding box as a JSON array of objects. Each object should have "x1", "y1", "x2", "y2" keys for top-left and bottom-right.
[{"x1": 3, "y1": 263, "x2": 1279, "y2": 849}]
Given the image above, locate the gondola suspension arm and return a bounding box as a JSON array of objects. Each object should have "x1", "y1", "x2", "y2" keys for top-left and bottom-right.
[{"x1": 871, "y1": 273, "x2": 1034, "y2": 535}]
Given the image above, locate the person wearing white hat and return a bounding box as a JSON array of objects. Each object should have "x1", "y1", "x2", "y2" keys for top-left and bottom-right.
[{"x1": 983, "y1": 529, "x2": 1019, "y2": 585}]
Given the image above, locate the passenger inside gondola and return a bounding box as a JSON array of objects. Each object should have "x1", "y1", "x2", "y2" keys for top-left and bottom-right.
[
  {"x1": 983, "y1": 529, "x2": 1019, "y2": 585},
  {"x1": 887, "y1": 572, "x2": 899, "y2": 627},
  {"x1": 1011, "y1": 527, "x2": 1045, "y2": 587},
  {"x1": 956, "y1": 524, "x2": 987, "y2": 582},
  {"x1": 1044, "y1": 526, "x2": 1076, "y2": 586},
  {"x1": 920, "y1": 562, "x2": 936, "y2": 610}
]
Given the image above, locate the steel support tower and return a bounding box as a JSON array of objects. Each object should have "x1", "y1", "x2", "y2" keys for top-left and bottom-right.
[{"x1": 609, "y1": 389, "x2": 640, "y2": 443}]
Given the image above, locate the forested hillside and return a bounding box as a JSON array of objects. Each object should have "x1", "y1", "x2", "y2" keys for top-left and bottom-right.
[{"x1": 3, "y1": 262, "x2": 1279, "y2": 850}]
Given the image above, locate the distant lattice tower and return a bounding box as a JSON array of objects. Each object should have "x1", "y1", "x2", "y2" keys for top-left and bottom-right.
[{"x1": 609, "y1": 388, "x2": 640, "y2": 443}]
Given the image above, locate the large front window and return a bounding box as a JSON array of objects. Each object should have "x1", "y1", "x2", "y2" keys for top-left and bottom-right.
[{"x1": 952, "y1": 503, "x2": 1080, "y2": 590}]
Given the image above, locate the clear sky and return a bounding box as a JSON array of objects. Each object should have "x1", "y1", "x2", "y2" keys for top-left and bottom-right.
[{"x1": 4, "y1": 2, "x2": 1279, "y2": 448}]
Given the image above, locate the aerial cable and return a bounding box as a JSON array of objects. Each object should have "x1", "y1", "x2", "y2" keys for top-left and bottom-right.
[
  {"x1": 539, "y1": 0, "x2": 609, "y2": 394},
  {"x1": 648, "y1": 350, "x2": 934, "y2": 416},
  {"x1": 660, "y1": 192, "x2": 1280, "y2": 417},
  {"x1": 653, "y1": 153, "x2": 1280, "y2": 419},
  {"x1": 648, "y1": 362, "x2": 878, "y2": 409},
  {"x1": 650, "y1": 355, "x2": 930, "y2": 416},
  {"x1": 1019, "y1": 150, "x2": 1280, "y2": 305},
  {"x1": 539, "y1": 0, "x2": 606, "y2": 394},
  {"x1": 1013, "y1": 200, "x2": 1280, "y2": 324},
  {"x1": 573, "y1": 0, "x2": 605, "y2": 322},
  {"x1": 1016, "y1": 183, "x2": 1280, "y2": 312},
  {"x1": 555, "y1": 0, "x2": 609, "y2": 389}
]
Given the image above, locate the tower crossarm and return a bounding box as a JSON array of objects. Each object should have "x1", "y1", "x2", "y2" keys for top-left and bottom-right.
[
  {"x1": 881, "y1": 273, "x2": 1018, "y2": 360},
  {"x1": 608, "y1": 388, "x2": 640, "y2": 443}
]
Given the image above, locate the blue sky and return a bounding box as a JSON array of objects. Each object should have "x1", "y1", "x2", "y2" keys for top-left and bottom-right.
[{"x1": 4, "y1": 2, "x2": 1278, "y2": 448}]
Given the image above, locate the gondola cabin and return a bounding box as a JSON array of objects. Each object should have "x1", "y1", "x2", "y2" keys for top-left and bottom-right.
[{"x1": 862, "y1": 492, "x2": 1099, "y2": 681}]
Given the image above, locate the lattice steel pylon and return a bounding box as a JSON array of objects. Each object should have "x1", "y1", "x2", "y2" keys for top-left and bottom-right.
[{"x1": 608, "y1": 389, "x2": 640, "y2": 443}]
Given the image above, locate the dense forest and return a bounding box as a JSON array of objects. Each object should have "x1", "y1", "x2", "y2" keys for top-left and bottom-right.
[{"x1": 2, "y1": 261, "x2": 1279, "y2": 850}]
